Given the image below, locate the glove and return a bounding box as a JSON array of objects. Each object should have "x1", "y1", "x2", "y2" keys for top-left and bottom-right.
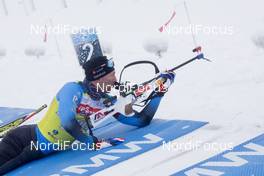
[
  {"x1": 114, "y1": 94, "x2": 135, "y2": 116},
  {"x1": 96, "y1": 137, "x2": 125, "y2": 150},
  {"x1": 156, "y1": 71, "x2": 175, "y2": 96},
  {"x1": 160, "y1": 71, "x2": 175, "y2": 83}
]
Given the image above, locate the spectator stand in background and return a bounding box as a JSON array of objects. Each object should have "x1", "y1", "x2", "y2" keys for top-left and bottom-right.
[
  {"x1": 252, "y1": 33, "x2": 264, "y2": 51},
  {"x1": 24, "y1": 45, "x2": 46, "y2": 59},
  {"x1": 143, "y1": 37, "x2": 169, "y2": 58}
]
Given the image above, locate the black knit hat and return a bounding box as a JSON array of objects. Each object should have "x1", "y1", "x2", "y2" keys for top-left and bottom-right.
[{"x1": 83, "y1": 56, "x2": 115, "y2": 81}]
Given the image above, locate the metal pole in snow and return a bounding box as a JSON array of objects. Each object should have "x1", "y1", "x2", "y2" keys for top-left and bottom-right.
[
  {"x1": 18, "y1": 0, "x2": 29, "y2": 16},
  {"x1": 183, "y1": 1, "x2": 198, "y2": 48},
  {"x1": 30, "y1": 0, "x2": 36, "y2": 11},
  {"x1": 49, "y1": 18, "x2": 63, "y2": 60},
  {"x1": 61, "y1": 0, "x2": 68, "y2": 8},
  {"x1": 1, "y1": 0, "x2": 8, "y2": 16}
]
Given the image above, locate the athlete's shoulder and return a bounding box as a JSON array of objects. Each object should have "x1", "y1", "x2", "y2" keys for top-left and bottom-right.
[
  {"x1": 62, "y1": 82, "x2": 83, "y2": 90},
  {"x1": 57, "y1": 82, "x2": 84, "y2": 98}
]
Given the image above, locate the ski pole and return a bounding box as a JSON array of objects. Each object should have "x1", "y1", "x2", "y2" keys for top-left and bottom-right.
[
  {"x1": 24, "y1": 104, "x2": 47, "y2": 121},
  {"x1": 142, "y1": 53, "x2": 209, "y2": 85},
  {"x1": 169, "y1": 53, "x2": 209, "y2": 72}
]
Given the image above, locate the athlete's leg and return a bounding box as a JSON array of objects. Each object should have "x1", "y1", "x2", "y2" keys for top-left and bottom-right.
[{"x1": 0, "y1": 125, "x2": 44, "y2": 174}]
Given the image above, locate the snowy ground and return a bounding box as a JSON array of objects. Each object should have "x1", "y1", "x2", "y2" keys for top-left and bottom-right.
[{"x1": 1, "y1": 0, "x2": 264, "y2": 175}]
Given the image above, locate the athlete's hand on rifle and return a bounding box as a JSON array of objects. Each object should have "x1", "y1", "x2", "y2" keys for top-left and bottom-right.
[
  {"x1": 114, "y1": 94, "x2": 135, "y2": 116},
  {"x1": 156, "y1": 71, "x2": 175, "y2": 96}
]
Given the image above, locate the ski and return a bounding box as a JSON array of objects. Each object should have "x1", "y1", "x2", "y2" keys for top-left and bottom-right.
[{"x1": 0, "y1": 104, "x2": 47, "y2": 138}]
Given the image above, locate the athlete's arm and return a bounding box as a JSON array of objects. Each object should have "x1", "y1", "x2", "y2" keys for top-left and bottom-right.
[
  {"x1": 113, "y1": 71, "x2": 175, "y2": 127},
  {"x1": 113, "y1": 95, "x2": 162, "y2": 127},
  {"x1": 56, "y1": 82, "x2": 95, "y2": 145}
]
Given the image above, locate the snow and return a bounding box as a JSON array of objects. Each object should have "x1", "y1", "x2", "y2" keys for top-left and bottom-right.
[
  {"x1": 101, "y1": 39, "x2": 113, "y2": 57},
  {"x1": 143, "y1": 37, "x2": 169, "y2": 57},
  {"x1": 1, "y1": 0, "x2": 264, "y2": 175}
]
